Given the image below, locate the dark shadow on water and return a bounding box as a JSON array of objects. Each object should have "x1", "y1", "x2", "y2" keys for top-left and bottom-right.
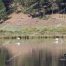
[
  {"x1": 22, "y1": 49, "x2": 52, "y2": 66},
  {"x1": 21, "y1": 49, "x2": 66, "y2": 66},
  {"x1": 0, "y1": 47, "x2": 66, "y2": 66},
  {"x1": 0, "y1": 47, "x2": 13, "y2": 66},
  {"x1": 58, "y1": 53, "x2": 66, "y2": 66}
]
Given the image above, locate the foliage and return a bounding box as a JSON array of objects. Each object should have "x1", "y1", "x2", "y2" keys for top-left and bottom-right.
[
  {"x1": 14, "y1": 0, "x2": 66, "y2": 14},
  {"x1": 0, "y1": 0, "x2": 8, "y2": 21},
  {"x1": 0, "y1": 0, "x2": 66, "y2": 20}
]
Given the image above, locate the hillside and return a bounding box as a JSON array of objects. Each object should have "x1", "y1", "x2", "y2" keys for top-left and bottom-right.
[
  {"x1": 4, "y1": 13, "x2": 66, "y2": 27},
  {"x1": 0, "y1": 12, "x2": 66, "y2": 37}
]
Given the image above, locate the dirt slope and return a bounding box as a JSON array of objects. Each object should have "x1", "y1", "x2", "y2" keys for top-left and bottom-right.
[{"x1": 4, "y1": 13, "x2": 66, "y2": 27}]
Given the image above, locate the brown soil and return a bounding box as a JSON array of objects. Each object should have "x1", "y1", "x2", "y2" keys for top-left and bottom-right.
[{"x1": 4, "y1": 13, "x2": 66, "y2": 27}]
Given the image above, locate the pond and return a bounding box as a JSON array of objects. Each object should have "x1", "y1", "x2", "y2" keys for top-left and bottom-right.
[{"x1": 0, "y1": 38, "x2": 66, "y2": 66}]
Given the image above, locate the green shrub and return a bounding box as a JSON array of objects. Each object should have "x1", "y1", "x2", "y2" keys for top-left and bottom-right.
[{"x1": 0, "y1": 0, "x2": 8, "y2": 21}]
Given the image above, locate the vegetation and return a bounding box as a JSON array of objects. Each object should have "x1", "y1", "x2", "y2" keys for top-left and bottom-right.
[
  {"x1": 0, "y1": 0, "x2": 8, "y2": 21},
  {"x1": 0, "y1": 0, "x2": 66, "y2": 20},
  {"x1": 0, "y1": 26, "x2": 66, "y2": 38}
]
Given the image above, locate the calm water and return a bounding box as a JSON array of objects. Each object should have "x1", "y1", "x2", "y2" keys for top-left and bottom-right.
[{"x1": 0, "y1": 38, "x2": 66, "y2": 66}]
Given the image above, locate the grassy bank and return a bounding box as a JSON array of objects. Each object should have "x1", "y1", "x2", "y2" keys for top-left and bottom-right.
[{"x1": 0, "y1": 26, "x2": 66, "y2": 37}]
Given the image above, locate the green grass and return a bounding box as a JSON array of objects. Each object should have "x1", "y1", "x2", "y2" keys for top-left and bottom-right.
[{"x1": 0, "y1": 25, "x2": 66, "y2": 37}]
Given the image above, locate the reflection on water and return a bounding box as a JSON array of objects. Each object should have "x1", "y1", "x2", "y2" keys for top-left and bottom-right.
[
  {"x1": 0, "y1": 38, "x2": 65, "y2": 45},
  {"x1": 22, "y1": 49, "x2": 52, "y2": 66},
  {"x1": 0, "y1": 47, "x2": 12, "y2": 66},
  {"x1": 0, "y1": 38, "x2": 66, "y2": 66},
  {"x1": 54, "y1": 38, "x2": 64, "y2": 44}
]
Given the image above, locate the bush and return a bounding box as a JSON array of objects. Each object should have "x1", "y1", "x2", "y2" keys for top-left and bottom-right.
[{"x1": 0, "y1": 0, "x2": 8, "y2": 21}]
